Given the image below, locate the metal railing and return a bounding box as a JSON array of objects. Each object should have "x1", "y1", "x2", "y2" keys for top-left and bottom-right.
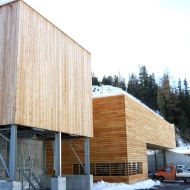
[{"x1": 17, "y1": 156, "x2": 47, "y2": 190}]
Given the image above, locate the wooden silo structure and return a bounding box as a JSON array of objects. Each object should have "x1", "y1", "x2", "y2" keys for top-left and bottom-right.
[{"x1": 0, "y1": 0, "x2": 92, "y2": 188}]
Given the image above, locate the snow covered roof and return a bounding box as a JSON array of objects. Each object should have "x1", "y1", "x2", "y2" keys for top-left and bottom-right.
[
  {"x1": 92, "y1": 85, "x2": 126, "y2": 99},
  {"x1": 0, "y1": 0, "x2": 17, "y2": 6},
  {"x1": 92, "y1": 85, "x2": 168, "y2": 122}
]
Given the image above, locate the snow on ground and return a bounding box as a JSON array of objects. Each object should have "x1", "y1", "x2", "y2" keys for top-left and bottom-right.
[{"x1": 93, "y1": 179, "x2": 160, "y2": 190}]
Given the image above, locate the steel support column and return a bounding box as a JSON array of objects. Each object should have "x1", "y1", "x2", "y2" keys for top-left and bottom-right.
[
  {"x1": 55, "y1": 132, "x2": 61, "y2": 176},
  {"x1": 84, "y1": 137, "x2": 90, "y2": 175},
  {"x1": 154, "y1": 148, "x2": 157, "y2": 171},
  {"x1": 43, "y1": 139, "x2": 46, "y2": 173},
  {"x1": 9, "y1": 124, "x2": 17, "y2": 181}
]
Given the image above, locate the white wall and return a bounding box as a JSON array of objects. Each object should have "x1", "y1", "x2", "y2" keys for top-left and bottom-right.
[{"x1": 166, "y1": 150, "x2": 190, "y2": 168}]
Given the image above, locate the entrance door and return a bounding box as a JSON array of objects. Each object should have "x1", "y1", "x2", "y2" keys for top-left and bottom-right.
[{"x1": 147, "y1": 148, "x2": 165, "y2": 175}]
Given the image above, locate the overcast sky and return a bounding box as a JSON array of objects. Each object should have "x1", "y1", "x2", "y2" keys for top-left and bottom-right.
[{"x1": 23, "y1": 0, "x2": 190, "y2": 84}]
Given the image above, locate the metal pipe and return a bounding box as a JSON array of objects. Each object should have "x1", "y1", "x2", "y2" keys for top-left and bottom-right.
[
  {"x1": 0, "y1": 133, "x2": 10, "y2": 142},
  {"x1": 0, "y1": 153, "x2": 10, "y2": 177},
  {"x1": 68, "y1": 141, "x2": 84, "y2": 170}
]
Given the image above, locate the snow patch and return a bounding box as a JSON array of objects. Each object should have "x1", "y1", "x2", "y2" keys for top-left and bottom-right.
[{"x1": 93, "y1": 179, "x2": 160, "y2": 190}]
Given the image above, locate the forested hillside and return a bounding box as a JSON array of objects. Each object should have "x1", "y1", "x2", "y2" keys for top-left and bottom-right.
[{"x1": 92, "y1": 65, "x2": 190, "y2": 145}]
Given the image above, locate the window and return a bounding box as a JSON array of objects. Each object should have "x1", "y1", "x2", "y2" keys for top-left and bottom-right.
[
  {"x1": 73, "y1": 162, "x2": 143, "y2": 176},
  {"x1": 163, "y1": 166, "x2": 172, "y2": 172},
  {"x1": 96, "y1": 163, "x2": 109, "y2": 176}
]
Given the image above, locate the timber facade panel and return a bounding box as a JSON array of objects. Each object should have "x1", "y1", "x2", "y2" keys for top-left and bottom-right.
[{"x1": 0, "y1": 0, "x2": 93, "y2": 137}]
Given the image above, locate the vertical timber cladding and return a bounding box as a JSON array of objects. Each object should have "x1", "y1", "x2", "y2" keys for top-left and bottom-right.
[
  {"x1": 124, "y1": 94, "x2": 176, "y2": 183},
  {"x1": 0, "y1": 2, "x2": 20, "y2": 125},
  {"x1": 13, "y1": 1, "x2": 93, "y2": 136}
]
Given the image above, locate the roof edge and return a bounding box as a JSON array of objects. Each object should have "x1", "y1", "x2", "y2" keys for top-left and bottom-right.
[{"x1": 93, "y1": 90, "x2": 172, "y2": 123}]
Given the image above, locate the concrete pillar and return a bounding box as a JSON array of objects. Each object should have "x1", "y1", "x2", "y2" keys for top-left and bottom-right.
[
  {"x1": 51, "y1": 177, "x2": 66, "y2": 190},
  {"x1": 62, "y1": 175, "x2": 93, "y2": 190},
  {"x1": 0, "y1": 181, "x2": 21, "y2": 190},
  {"x1": 9, "y1": 125, "x2": 17, "y2": 182}
]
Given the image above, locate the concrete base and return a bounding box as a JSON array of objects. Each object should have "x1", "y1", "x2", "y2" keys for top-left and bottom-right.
[
  {"x1": 51, "y1": 177, "x2": 66, "y2": 190},
  {"x1": 0, "y1": 181, "x2": 21, "y2": 190},
  {"x1": 63, "y1": 175, "x2": 93, "y2": 190}
]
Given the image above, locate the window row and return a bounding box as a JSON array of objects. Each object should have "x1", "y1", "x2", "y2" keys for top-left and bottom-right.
[{"x1": 73, "y1": 162, "x2": 142, "y2": 176}]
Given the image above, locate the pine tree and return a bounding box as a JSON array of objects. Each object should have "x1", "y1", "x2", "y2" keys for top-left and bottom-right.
[
  {"x1": 113, "y1": 75, "x2": 119, "y2": 87},
  {"x1": 119, "y1": 78, "x2": 127, "y2": 91},
  {"x1": 127, "y1": 73, "x2": 140, "y2": 99},
  {"x1": 147, "y1": 73, "x2": 158, "y2": 110},
  {"x1": 138, "y1": 65, "x2": 149, "y2": 104},
  {"x1": 102, "y1": 75, "x2": 113, "y2": 85},
  {"x1": 178, "y1": 110, "x2": 190, "y2": 144},
  {"x1": 157, "y1": 87, "x2": 166, "y2": 117},
  {"x1": 157, "y1": 73, "x2": 173, "y2": 122},
  {"x1": 92, "y1": 73, "x2": 100, "y2": 86}
]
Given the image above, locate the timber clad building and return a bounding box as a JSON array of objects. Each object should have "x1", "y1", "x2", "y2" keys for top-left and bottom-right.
[
  {"x1": 0, "y1": 0, "x2": 92, "y2": 189},
  {"x1": 0, "y1": 0, "x2": 176, "y2": 189},
  {"x1": 55, "y1": 93, "x2": 176, "y2": 184}
]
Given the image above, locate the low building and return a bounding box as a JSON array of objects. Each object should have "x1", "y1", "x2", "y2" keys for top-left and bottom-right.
[{"x1": 53, "y1": 91, "x2": 176, "y2": 184}]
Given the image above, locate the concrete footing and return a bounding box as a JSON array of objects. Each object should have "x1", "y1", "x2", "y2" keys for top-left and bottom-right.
[
  {"x1": 0, "y1": 181, "x2": 21, "y2": 190},
  {"x1": 51, "y1": 177, "x2": 66, "y2": 190},
  {"x1": 63, "y1": 175, "x2": 93, "y2": 190}
]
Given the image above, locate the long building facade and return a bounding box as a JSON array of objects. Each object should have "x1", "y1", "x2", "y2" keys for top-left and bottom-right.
[{"x1": 56, "y1": 93, "x2": 176, "y2": 184}]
